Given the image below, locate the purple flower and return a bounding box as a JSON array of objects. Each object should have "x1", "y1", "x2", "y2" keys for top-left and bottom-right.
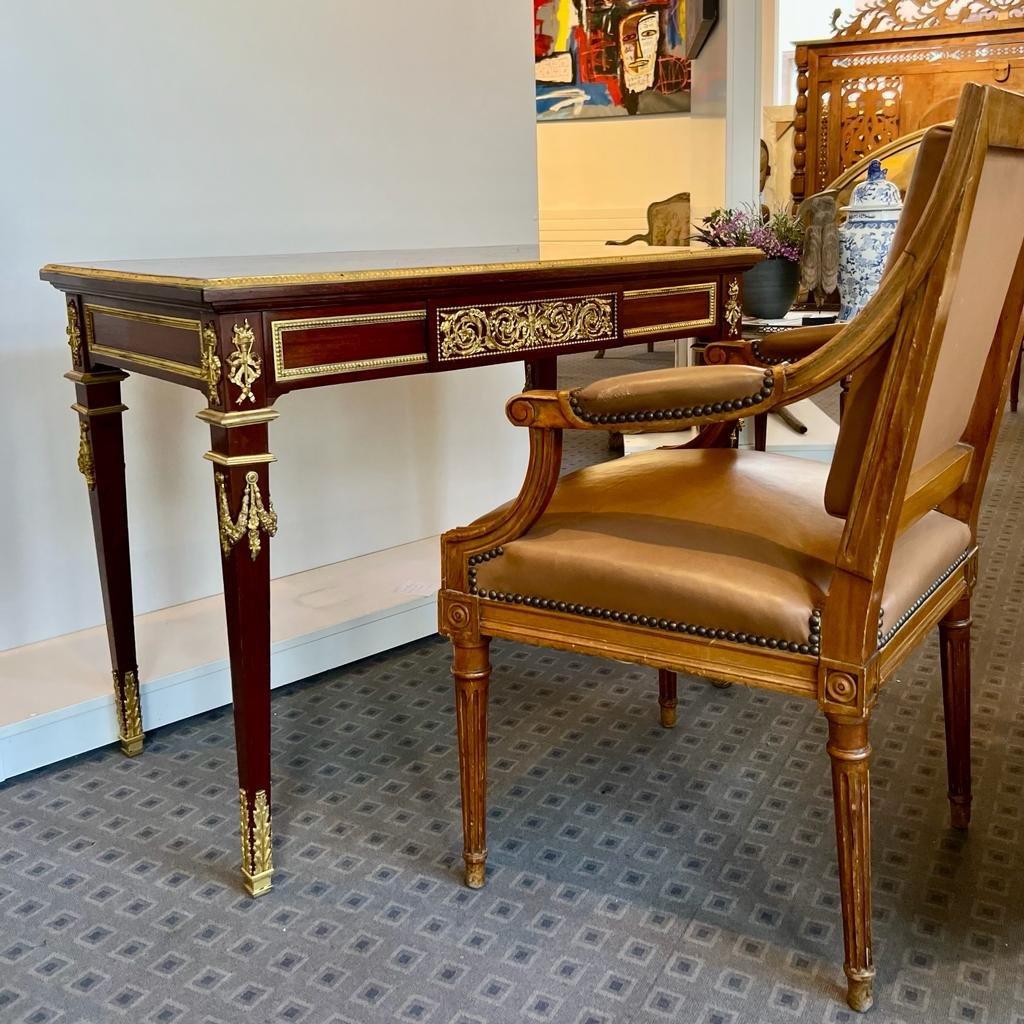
[{"x1": 694, "y1": 205, "x2": 803, "y2": 262}]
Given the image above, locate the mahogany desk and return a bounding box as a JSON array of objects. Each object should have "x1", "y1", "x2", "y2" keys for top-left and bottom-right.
[{"x1": 41, "y1": 243, "x2": 760, "y2": 896}]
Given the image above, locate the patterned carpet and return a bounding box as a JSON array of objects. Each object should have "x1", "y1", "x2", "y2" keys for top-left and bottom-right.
[{"x1": 1, "y1": 346, "x2": 1022, "y2": 1024}]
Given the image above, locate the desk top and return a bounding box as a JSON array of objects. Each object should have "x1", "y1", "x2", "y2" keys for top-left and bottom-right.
[{"x1": 42, "y1": 243, "x2": 762, "y2": 304}]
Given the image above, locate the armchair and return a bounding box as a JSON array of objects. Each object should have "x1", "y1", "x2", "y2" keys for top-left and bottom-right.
[{"x1": 439, "y1": 84, "x2": 1024, "y2": 1013}]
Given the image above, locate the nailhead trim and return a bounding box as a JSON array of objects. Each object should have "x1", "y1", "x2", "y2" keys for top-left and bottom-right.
[
  {"x1": 749, "y1": 340, "x2": 789, "y2": 366},
  {"x1": 567, "y1": 371, "x2": 775, "y2": 426},
  {"x1": 467, "y1": 545, "x2": 821, "y2": 656},
  {"x1": 877, "y1": 548, "x2": 972, "y2": 649}
]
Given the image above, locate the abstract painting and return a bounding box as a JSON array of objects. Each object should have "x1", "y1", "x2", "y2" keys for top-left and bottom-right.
[{"x1": 535, "y1": 1, "x2": 692, "y2": 120}]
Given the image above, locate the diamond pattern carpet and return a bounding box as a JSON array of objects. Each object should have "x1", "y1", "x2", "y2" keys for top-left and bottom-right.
[{"x1": 1, "y1": 346, "x2": 1022, "y2": 1024}]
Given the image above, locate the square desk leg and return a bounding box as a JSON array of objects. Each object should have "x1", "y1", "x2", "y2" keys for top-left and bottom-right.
[
  {"x1": 69, "y1": 367, "x2": 144, "y2": 757},
  {"x1": 205, "y1": 418, "x2": 278, "y2": 897}
]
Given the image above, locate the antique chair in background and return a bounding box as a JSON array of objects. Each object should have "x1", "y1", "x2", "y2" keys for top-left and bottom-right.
[
  {"x1": 597, "y1": 191, "x2": 692, "y2": 358},
  {"x1": 439, "y1": 84, "x2": 1024, "y2": 1012}
]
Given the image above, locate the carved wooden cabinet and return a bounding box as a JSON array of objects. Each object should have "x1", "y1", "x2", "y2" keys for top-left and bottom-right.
[{"x1": 792, "y1": 13, "x2": 1024, "y2": 202}]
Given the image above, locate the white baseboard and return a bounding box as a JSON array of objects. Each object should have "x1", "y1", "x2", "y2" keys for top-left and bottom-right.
[{"x1": 0, "y1": 537, "x2": 441, "y2": 782}]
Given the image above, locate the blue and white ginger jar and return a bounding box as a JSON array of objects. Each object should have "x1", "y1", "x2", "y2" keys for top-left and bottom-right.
[{"x1": 837, "y1": 159, "x2": 903, "y2": 321}]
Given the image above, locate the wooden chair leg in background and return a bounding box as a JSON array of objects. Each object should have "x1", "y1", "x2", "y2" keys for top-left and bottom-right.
[
  {"x1": 658, "y1": 669, "x2": 677, "y2": 728},
  {"x1": 453, "y1": 637, "x2": 491, "y2": 889},
  {"x1": 753, "y1": 412, "x2": 768, "y2": 452},
  {"x1": 940, "y1": 595, "x2": 973, "y2": 829},
  {"x1": 827, "y1": 713, "x2": 875, "y2": 1013},
  {"x1": 1010, "y1": 347, "x2": 1021, "y2": 412}
]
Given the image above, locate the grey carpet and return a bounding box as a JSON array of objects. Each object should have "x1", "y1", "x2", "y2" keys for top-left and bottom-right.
[{"x1": 1, "y1": 345, "x2": 1022, "y2": 1024}]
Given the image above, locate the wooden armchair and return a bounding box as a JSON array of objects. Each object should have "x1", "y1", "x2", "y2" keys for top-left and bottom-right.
[{"x1": 439, "y1": 84, "x2": 1024, "y2": 1013}]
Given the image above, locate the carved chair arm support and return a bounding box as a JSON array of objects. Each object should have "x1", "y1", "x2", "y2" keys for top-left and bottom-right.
[{"x1": 506, "y1": 364, "x2": 778, "y2": 434}]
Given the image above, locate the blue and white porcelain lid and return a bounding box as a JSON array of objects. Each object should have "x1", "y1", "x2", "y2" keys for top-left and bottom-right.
[{"x1": 841, "y1": 159, "x2": 903, "y2": 214}]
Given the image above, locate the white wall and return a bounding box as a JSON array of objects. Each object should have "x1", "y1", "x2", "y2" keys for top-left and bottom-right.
[{"x1": 0, "y1": 1, "x2": 538, "y2": 651}]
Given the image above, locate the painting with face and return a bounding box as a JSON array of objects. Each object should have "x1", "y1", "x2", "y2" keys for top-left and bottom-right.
[{"x1": 535, "y1": 0, "x2": 691, "y2": 119}]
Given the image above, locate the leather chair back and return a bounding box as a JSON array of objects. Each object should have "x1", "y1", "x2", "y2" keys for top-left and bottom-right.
[
  {"x1": 825, "y1": 126, "x2": 952, "y2": 517},
  {"x1": 822, "y1": 101, "x2": 1024, "y2": 524}
]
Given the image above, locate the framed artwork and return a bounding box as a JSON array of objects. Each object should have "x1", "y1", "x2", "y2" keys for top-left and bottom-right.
[
  {"x1": 535, "y1": 1, "x2": 692, "y2": 120},
  {"x1": 685, "y1": 0, "x2": 719, "y2": 59}
]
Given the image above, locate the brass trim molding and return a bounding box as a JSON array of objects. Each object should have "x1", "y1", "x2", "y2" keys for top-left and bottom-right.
[
  {"x1": 65, "y1": 369, "x2": 129, "y2": 385},
  {"x1": 84, "y1": 304, "x2": 205, "y2": 380},
  {"x1": 76, "y1": 422, "x2": 96, "y2": 490},
  {"x1": 41, "y1": 248, "x2": 763, "y2": 292},
  {"x1": 196, "y1": 407, "x2": 279, "y2": 428},
  {"x1": 623, "y1": 281, "x2": 717, "y2": 301},
  {"x1": 200, "y1": 324, "x2": 222, "y2": 405},
  {"x1": 239, "y1": 789, "x2": 273, "y2": 897},
  {"x1": 437, "y1": 294, "x2": 617, "y2": 361},
  {"x1": 624, "y1": 318, "x2": 717, "y2": 339},
  {"x1": 66, "y1": 300, "x2": 82, "y2": 364},
  {"x1": 71, "y1": 402, "x2": 128, "y2": 417},
  {"x1": 204, "y1": 451, "x2": 276, "y2": 467},
  {"x1": 227, "y1": 320, "x2": 262, "y2": 403},
  {"x1": 271, "y1": 309, "x2": 428, "y2": 382},
  {"x1": 216, "y1": 470, "x2": 278, "y2": 560}
]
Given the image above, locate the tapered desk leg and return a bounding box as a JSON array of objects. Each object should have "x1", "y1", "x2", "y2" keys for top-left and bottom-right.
[
  {"x1": 206, "y1": 420, "x2": 278, "y2": 897},
  {"x1": 525, "y1": 356, "x2": 558, "y2": 391},
  {"x1": 70, "y1": 368, "x2": 143, "y2": 757}
]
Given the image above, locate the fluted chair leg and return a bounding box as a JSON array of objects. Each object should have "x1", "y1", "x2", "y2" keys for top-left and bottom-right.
[
  {"x1": 453, "y1": 637, "x2": 491, "y2": 889},
  {"x1": 658, "y1": 669, "x2": 677, "y2": 728},
  {"x1": 940, "y1": 596, "x2": 972, "y2": 829},
  {"x1": 827, "y1": 713, "x2": 875, "y2": 1013}
]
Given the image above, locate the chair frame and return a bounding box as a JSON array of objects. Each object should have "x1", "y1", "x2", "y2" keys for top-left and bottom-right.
[{"x1": 439, "y1": 84, "x2": 1024, "y2": 1013}]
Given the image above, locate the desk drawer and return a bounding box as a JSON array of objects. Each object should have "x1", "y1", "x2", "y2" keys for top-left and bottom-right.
[
  {"x1": 269, "y1": 305, "x2": 428, "y2": 383},
  {"x1": 621, "y1": 281, "x2": 718, "y2": 339}
]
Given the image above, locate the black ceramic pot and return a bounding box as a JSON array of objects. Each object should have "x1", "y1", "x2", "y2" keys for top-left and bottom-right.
[{"x1": 742, "y1": 258, "x2": 801, "y2": 320}]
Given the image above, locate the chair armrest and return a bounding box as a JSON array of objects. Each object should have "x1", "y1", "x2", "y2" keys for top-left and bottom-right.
[
  {"x1": 705, "y1": 323, "x2": 843, "y2": 369},
  {"x1": 506, "y1": 364, "x2": 776, "y2": 432},
  {"x1": 753, "y1": 323, "x2": 842, "y2": 363}
]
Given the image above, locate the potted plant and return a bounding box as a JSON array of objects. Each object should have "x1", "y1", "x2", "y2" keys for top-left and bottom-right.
[{"x1": 695, "y1": 206, "x2": 804, "y2": 320}]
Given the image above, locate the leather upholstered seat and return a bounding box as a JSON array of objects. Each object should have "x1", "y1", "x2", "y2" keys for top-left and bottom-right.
[{"x1": 472, "y1": 448, "x2": 971, "y2": 654}]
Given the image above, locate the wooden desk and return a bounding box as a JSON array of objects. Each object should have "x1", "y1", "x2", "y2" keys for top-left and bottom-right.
[{"x1": 41, "y1": 243, "x2": 760, "y2": 896}]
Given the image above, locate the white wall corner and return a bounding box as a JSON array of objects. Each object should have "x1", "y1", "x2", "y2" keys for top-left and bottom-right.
[{"x1": 724, "y1": 0, "x2": 764, "y2": 209}]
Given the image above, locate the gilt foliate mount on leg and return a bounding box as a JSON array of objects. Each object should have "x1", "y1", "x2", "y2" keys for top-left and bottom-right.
[
  {"x1": 239, "y1": 788, "x2": 273, "y2": 896},
  {"x1": 216, "y1": 471, "x2": 278, "y2": 561},
  {"x1": 113, "y1": 667, "x2": 144, "y2": 756}
]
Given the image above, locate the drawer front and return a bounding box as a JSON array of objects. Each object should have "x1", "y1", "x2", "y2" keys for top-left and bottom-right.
[
  {"x1": 269, "y1": 305, "x2": 428, "y2": 383},
  {"x1": 84, "y1": 303, "x2": 205, "y2": 380},
  {"x1": 621, "y1": 281, "x2": 718, "y2": 339},
  {"x1": 433, "y1": 292, "x2": 618, "y2": 363}
]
